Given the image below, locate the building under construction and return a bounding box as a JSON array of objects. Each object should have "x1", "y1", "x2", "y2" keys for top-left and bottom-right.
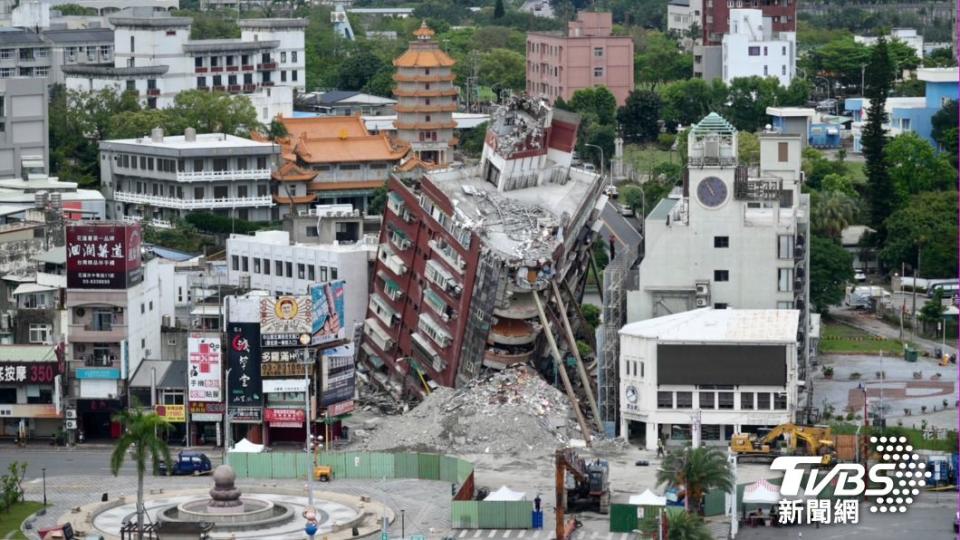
[{"x1": 359, "y1": 95, "x2": 605, "y2": 413}]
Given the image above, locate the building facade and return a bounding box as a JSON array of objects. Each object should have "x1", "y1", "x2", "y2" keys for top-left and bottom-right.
[
  {"x1": 62, "y1": 14, "x2": 305, "y2": 124},
  {"x1": 359, "y1": 95, "x2": 603, "y2": 400},
  {"x1": 618, "y1": 308, "x2": 800, "y2": 450},
  {"x1": 0, "y1": 345, "x2": 63, "y2": 440},
  {"x1": 41, "y1": 27, "x2": 114, "y2": 85},
  {"x1": 99, "y1": 128, "x2": 280, "y2": 225},
  {"x1": 392, "y1": 22, "x2": 457, "y2": 165},
  {"x1": 0, "y1": 77, "x2": 48, "y2": 178},
  {"x1": 721, "y1": 9, "x2": 795, "y2": 85},
  {"x1": 694, "y1": 0, "x2": 796, "y2": 80},
  {"x1": 525, "y1": 11, "x2": 635, "y2": 106},
  {"x1": 0, "y1": 29, "x2": 51, "y2": 81},
  {"x1": 855, "y1": 28, "x2": 923, "y2": 60}
]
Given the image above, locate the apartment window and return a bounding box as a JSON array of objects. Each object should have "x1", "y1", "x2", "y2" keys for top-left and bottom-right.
[
  {"x1": 763, "y1": 46, "x2": 768, "y2": 56},
  {"x1": 781, "y1": 65, "x2": 787, "y2": 76},
  {"x1": 593, "y1": 47, "x2": 603, "y2": 57},
  {"x1": 194, "y1": 159, "x2": 204, "y2": 172},
  {"x1": 28, "y1": 324, "x2": 50, "y2": 344},
  {"x1": 778, "y1": 141, "x2": 789, "y2": 162},
  {"x1": 714, "y1": 236, "x2": 729, "y2": 248},
  {"x1": 718, "y1": 392, "x2": 734, "y2": 409},
  {"x1": 257, "y1": 157, "x2": 267, "y2": 169},
  {"x1": 292, "y1": 70, "x2": 298, "y2": 82},
  {"x1": 781, "y1": 45, "x2": 786, "y2": 55},
  {"x1": 241, "y1": 257, "x2": 249, "y2": 272},
  {"x1": 237, "y1": 157, "x2": 247, "y2": 170},
  {"x1": 281, "y1": 71, "x2": 287, "y2": 82},
  {"x1": 281, "y1": 51, "x2": 287, "y2": 63},
  {"x1": 763, "y1": 65, "x2": 768, "y2": 76},
  {"x1": 774, "y1": 393, "x2": 787, "y2": 410},
  {"x1": 331, "y1": 268, "x2": 337, "y2": 279},
  {"x1": 213, "y1": 158, "x2": 227, "y2": 171},
  {"x1": 211, "y1": 56, "x2": 219, "y2": 67},
  {"x1": 778, "y1": 268, "x2": 794, "y2": 292},
  {"x1": 777, "y1": 301, "x2": 794, "y2": 309},
  {"x1": 130, "y1": 36, "x2": 135, "y2": 52},
  {"x1": 0, "y1": 49, "x2": 11, "y2": 59},
  {"x1": 244, "y1": 73, "x2": 253, "y2": 84},
  {"x1": 238, "y1": 185, "x2": 248, "y2": 198},
  {"x1": 306, "y1": 227, "x2": 318, "y2": 237},
  {"x1": 699, "y1": 392, "x2": 716, "y2": 409},
  {"x1": 714, "y1": 303, "x2": 728, "y2": 309},
  {"x1": 285, "y1": 262, "x2": 293, "y2": 277},
  {"x1": 593, "y1": 67, "x2": 604, "y2": 78},
  {"x1": 297, "y1": 263, "x2": 305, "y2": 279},
  {"x1": 241, "y1": 54, "x2": 249, "y2": 65},
  {"x1": 213, "y1": 75, "x2": 222, "y2": 86},
  {"x1": 741, "y1": 392, "x2": 755, "y2": 409},
  {"x1": 308, "y1": 265, "x2": 315, "y2": 281},
  {"x1": 275, "y1": 260, "x2": 283, "y2": 275},
  {"x1": 195, "y1": 57, "x2": 202, "y2": 68},
  {"x1": 253, "y1": 258, "x2": 261, "y2": 273},
  {"x1": 257, "y1": 185, "x2": 268, "y2": 197},
  {"x1": 714, "y1": 270, "x2": 729, "y2": 282},
  {"x1": 319, "y1": 266, "x2": 328, "y2": 282},
  {"x1": 228, "y1": 75, "x2": 237, "y2": 85},
  {"x1": 213, "y1": 186, "x2": 228, "y2": 199},
  {"x1": 757, "y1": 392, "x2": 771, "y2": 409},
  {"x1": 657, "y1": 392, "x2": 673, "y2": 408},
  {"x1": 676, "y1": 391, "x2": 692, "y2": 409}
]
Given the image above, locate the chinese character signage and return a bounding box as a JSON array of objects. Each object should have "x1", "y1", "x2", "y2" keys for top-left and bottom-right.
[
  {"x1": 264, "y1": 408, "x2": 305, "y2": 427},
  {"x1": 260, "y1": 296, "x2": 312, "y2": 348},
  {"x1": 154, "y1": 404, "x2": 186, "y2": 423},
  {"x1": 0, "y1": 363, "x2": 58, "y2": 383},
  {"x1": 188, "y1": 334, "x2": 222, "y2": 402},
  {"x1": 320, "y1": 344, "x2": 355, "y2": 407},
  {"x1": 189, "y1": 402, "x2": 224, "y2": 422},
  {"x1": 66, "y1": 223, "x2": 143, "y2": 289},
  {"x1": 311, "y1": 281, "x2": 346, "y2": 345},
  {"x1": 227, "y1": 323, "x2": 262, "y2": 406},
  {"x1": 261, "y1": 362, "x2": 307, "y2": 377},
  {"x1": 227, "y1": 406, "x2": 262, "y2": 423},
  {"x1": 327, "y1": 400, "x2": 354, "y2": 417}
]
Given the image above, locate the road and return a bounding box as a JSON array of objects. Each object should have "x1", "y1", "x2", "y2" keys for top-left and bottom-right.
[
  {"x1": 0, "y1": 444, "x2": 223, "y2": 479},
  {"x1": 598, "y1": 200, "x2": 642, "y2": 255},
  {"x1": 829, "y1": 306, "x2": 957, "y2": 356}
]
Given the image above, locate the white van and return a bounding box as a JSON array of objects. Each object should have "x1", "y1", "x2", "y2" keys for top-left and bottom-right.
[{"x1": 928, "y1": 281, "x2": 960, "y2": 298}]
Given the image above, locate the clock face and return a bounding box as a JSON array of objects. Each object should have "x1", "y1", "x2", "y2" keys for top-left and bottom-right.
[
  {"x1": 696, "y1": 176, "x2": 728, "y2": 208},
  {"x1": 626, "y1": 385, "x2": 638, "y2": 403}
]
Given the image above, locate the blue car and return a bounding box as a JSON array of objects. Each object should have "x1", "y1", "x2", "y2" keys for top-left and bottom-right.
[{"x1": 157, "y1": 451, "x2": 212, "y2": 476}]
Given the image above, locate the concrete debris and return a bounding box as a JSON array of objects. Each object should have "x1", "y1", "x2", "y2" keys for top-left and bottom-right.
[{"x1": 358, "y1": 366, "x2": 581, "y2": 457}]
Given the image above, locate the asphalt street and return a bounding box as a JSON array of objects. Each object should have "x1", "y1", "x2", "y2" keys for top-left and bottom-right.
[
  {"x1": 0, "y1": 444, "x2": 217, "y2": 479},
  {"x1": 598, "y1": 200, "x2": 642, "y2": 254}
]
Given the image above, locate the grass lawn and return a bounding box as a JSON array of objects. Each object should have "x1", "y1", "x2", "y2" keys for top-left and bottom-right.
[
  {"x1": 820, "y1": 321, "x2": 906, "y2": 355},
  {"x1": 624, "y1": 144, "x2": 677, "y2": 172},
  {"x1": 843, "y1": 160, "x2": 866, "y2": 183},
  {"x1": 829, "y1": 423, "x2": 958, "y2": 452},
  {"x1": 0, "y1": 501, "x2": 45, "y2": 539}
]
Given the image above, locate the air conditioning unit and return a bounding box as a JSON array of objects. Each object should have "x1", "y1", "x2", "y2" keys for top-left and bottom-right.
[
  {"x1": 65, "y1": 419, "x2": 77, "y2": 430},
  {"x1": 695, "y1": 298, "x2": 709, "y2": 307},
  {"x1": 695, "y1": 283, "x2": 710, "y2": 296},
  {"x1": 65, "y1": 409, "x2": 76, "y2": 419}
]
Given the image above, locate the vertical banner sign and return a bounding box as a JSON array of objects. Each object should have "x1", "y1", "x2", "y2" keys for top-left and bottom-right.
[
  {"x1": 188, "y1": 334, "x2": 222, "y2": 402},
  {"x1": 311, "y1": 280, "x2": 346, "y2": 345},
  {"x1": 227, "y1": 323, "x2": 262, "y2": 406},
  {"x1": 260, "y1": 296, "x2": 312, "y2": 348},
  {"x1": 66, "y1": 222, "x2": 143, "y2": 289},
  {"x1": 320, "y1": 344, "x2": 355, "y2": 406}
]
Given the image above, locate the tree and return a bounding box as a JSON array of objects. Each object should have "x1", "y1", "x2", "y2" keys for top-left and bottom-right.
[
  {"x1": 267, "y1": 118, "x2": 288, "y2": 140},
  {"x1": 568, "y1": 86, "x2": 618, "y2": 126},
  {"x1": 811, "y1": 190, "x2": 858, "y2": 240},
  {"x1": 737, "y1": 131, "x2": 760, "y2": 167},
  {"x1": 925, "y1": 47, "x2": 958, "y2": 68},
  {"x1": 659, "y1": 79, "x2": 728, "y2": 128},
  {"x1": 170, "y1": 90, "x2": 260, "y2": 135},
  {"x1": 617, "y1": 89, "x2": 661, "y2": 143},
  {"x1": 931, "y1": 99, "x2": 958, "y2": 168},
  {"x1": 641, "y1": 508, "x2": 712, "y2": 540},
  {"x1": 55, "y1": 3, "x2": 96, "y2": 15},
  {"x1": 861, "y1": 36, "x2": 896, "y2": 240},
  {"x1": 110, "y1": 408, "x2": 172, "y2": 540},
  {"x1": 493, "y1": 0, "x2": 505, "y2": 19},
  {"x1": 884, "y1": 132, "x2": 955, "y2": 205},
  {"x1": 801, "y1": 147, "x2": 848, "y2": 190},
  {"x1": 633, "y1": 30, "x2": 692, "y2": 84},
  {"x1": 620, "y1": 185, "x2": 645, "y2": 213},
  {"x1": 336, "y1": 48, "x2": 387, "y2": 91},
  {"x1": 810, "y1": 235, "x2": 854, "y2": 313},
  {"x1": 724, "y1": 76, "x2": 781, "y2": 132},
  {"x1": 656, "y1": 446, "x2": 733, "y2": 514},
  {"x1": 880, "y1": 191, "x2": 958, "y2": 278},
  {"x1": 919, "y1": 289, "x2": 946, "y2": 325},
  {"x1": 581, "y1": 304, "x2": 601, "y2": 328},
  {"x1": 367, "y1": 182, "x2": 389, "y2": 215},
  {"x1": 885, "y1": 39, "x2": 920, "y2": 73},
  {"x1": 799, "y1": 38, "x2": 870, "y2": 88},
  {"x1": 479, "y1": 49, "x2": 525, "y2": 92},
  {"x1": 458, "y1": 122, "x2": 488, "y2": 158}
]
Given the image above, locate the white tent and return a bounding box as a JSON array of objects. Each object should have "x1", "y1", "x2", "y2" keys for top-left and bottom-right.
[
  {"x1": 629, "y1": 489, "x2": 667, "y2": 507},
  {"x1": 484, "y1": 486, "x2": 527, "y2": 501},
  {"x1": 742, "y1": 479, "x2": 780, "y2": 504},
  {"x1": 230, "y1": 438, "x2": 265, "y2": 453}
]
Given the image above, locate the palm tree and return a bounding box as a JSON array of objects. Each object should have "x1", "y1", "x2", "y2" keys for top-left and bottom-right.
[
  {"x1": 664, "y1": 508, "x2": 712, "y2": 540},
  {"x1": 656, "y1": 446, "x2": 733, "y2": 514},
  {"x1": 110, "y1": 408, "x2": 172, "y2": 539},
  {"x1": 811, "y1": 190, "x2": 858, "y2": 240}
]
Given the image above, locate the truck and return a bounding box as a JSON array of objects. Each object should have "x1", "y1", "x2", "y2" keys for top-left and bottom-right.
[{"x1": 729, "y1": 424, "x2": 836, "y2": 465}]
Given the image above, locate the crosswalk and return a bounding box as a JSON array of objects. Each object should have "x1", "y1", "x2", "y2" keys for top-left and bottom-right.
[{"x1": 454, "y1": 529, "x2": 631, "y2": 540}]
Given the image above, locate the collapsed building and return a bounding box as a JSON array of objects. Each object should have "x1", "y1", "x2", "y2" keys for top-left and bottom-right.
[{"x1": 359, "y1": 96, "x2": 605, "y2": 421}]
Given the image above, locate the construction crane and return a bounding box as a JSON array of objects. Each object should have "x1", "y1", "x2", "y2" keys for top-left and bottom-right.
[
  {"x1": 730, "y1": 423, "x2": 836, "y2": 465},
  {"x1": 555, "y1": 448, "x2": 610, "y2": 540}
]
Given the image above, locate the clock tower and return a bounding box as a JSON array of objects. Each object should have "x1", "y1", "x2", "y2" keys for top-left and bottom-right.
[{"x1": 686, "y1": 112, "x2": 738, "y2": 216}]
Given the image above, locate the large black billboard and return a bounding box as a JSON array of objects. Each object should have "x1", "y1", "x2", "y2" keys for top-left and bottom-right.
[
  {"x1": 657, "y1": 344, "x2": 787, "y2": 386},
  {"x1": 227, "y1": 323, "x2": 262, "y2": 406},
  {"x1": 320, "y1": 346, "x2": 355, "y2": 407}
]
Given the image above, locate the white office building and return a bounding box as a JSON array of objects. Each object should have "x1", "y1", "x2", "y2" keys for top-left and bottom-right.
[
  {"x1": 225, "y1": 230, "x2": 377, "y2": 336},
  {"x1": 99, "y1": 128, "x2": 279, "y2": 225},
  {"x1": 62, "y1": 12, "x2": 305, "y2": 124},
  {"x1": 855, "y1": 28, "x2": 923, "y2": 60},
  {"x1": 721, "y1": 9, "x2": 795, "y2": 86},
  {"x1": 619, "y1": 308, "x2": 800, "y2": 450}
]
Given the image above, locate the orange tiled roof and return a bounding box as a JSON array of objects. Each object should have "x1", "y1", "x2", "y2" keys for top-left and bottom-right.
[
  {"x1": 308, "y1": 180, "x2": 386, "y2": 192},
  {"x1": 395, "y1": 103, "x2": 458, "y2": 113},
  {"x1": 280, "y1": 115, "x2": 369, "y2": 139},
  {"x1": 393, "y1": 87, "x2": 459, "y2": 97},
  {"x1": 396, "y1": 156, "x2": 443, "y2": 172},
  {"x1": 393, "y1": 73, "x2": 456, "y2": 83},
  {"x1": 273, "y1": 193, "x2": 317, "y2": 204},
  {"x1": 272, "y1": 161, "x2": 317, "y2": 182},
  {"x1": 394, "y1": 49, "x2": 456, "y2": 68},
  {"x1": 274, "y1": 115, "x2": 411, "y2": 165}
]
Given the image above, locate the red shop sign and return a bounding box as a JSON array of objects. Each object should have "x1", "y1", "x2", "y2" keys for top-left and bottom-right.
[{"x1": 264, "y1": 408, "x2": 305, "y2": 427}]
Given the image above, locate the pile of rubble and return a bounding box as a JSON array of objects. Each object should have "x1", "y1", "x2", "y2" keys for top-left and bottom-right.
[{"x1": 358, "y1": 366, "x2": 581, "y2": 457}]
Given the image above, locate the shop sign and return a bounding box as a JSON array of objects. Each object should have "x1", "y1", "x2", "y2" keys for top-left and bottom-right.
[
  {"x1": 261, "y1": 362, "x2": 306, "y2": 377},
  {"x1": 188, "y1": 334, "x2": 222, "y2": 402},
  {"x1": 320, "y1": 345, "x2": 355, "y2": 406},
  {"x1": 260, "y1": 296, "x2": 312, "y2": 348},
  {"x1": 311, "y1": 281, "x2": 346, "y2": 345},
  {"x1": 75, "y1": 368, "x2": 121, "y2": 380},
  {"x1": 0, "y1": 362, "x2": 58, "y2": 383},
  {"x1": 0, "y1": 404, "x2": 60, "y2": 419},
  {"x1": 264, "y1": 408, "x2": 305, "y2": 428},
  {"x1": 189, "y1": 402, "x2": 224, "y2": 422},
  {"x1": 227, "y1": 323, "x2": 262, "y2": 406},
  {"x1": 66, "y1": 222, "x2": 143, "y2": 289},
  {"x1": 327, "y1": 400, "x2": 354, "y2": 417},
  {"x1": 154, "y1": 404, "x2": 186, "y2": 423},
  {"x1": 227, "y1": 406, "x2": 262, "y2": 423},
  {"x1": 263, "y1": 379, "x2": 307, "y2": 394}
]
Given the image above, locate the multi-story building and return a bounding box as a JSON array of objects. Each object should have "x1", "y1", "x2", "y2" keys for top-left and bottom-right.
[
  {"x1": 855, "y1": 28, "x2": 924, "y2": 60},
  {"x1": 62, "y1": 12, "x2": 305, "y2": 124},
  {"x1": 359, "y1": 95, "x2": 603, "y2": 399},
  {"x1": 667, "y1": 0, "x2": 703, "y2": 41},
  {"x1": 295, "y1": 91, "x2": 397, "y2": 117},
  {"x1": 392, "y1": 22, "x2": 457, "y2": 165},
  {"x1": 64, "y1": 221, "x2": 167, "y2": 439},
  {"x1": 618, "y1": 308, "x2": 800, "y2": 450},
  {"x1": 99, "y1": 127, "x2": 280, "y2": 225},
  {"x1": 0, "y1": 77, "x2": 48, "y2": 178},
  {"x1": 694, "y1": 0, "x2": 796, "y2": 81},
  {"x1": 226, "y1": 230, "x2": 375, "y2": 332},
  {"x1": 720, "y1": 9, "x2": 795, "y2": 85},
  {"x1": 0, "y1": 344, "x2": 65, "y2": 439},
  {"x1": 41, "y1": 27, "x2": 113, "y2": 85},
  {"x1": 525, "y1": 11, "x2": 635, "y2": 106},
  {"x1": 626, "y1": 112, "x2": 811, "y2": 416},
  {"x1": 267, "y1": 115, "x2": 409, "y2": 215},
  {"x1": 282, "y1": 204, "x2": 382, "y2": 245},
  {"x1": 0, "y1": 28, "x2": 51, "y2": 81}
]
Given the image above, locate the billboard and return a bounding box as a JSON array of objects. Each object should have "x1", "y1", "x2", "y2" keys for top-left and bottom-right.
[
  {"x1": 264, "y1": 408, "x2": 305, "y2": 427},
  {"x1": 227, "y1": 323, "x2": 262, "y2": 407},
  {"x1": 260, "y1": 296, "x2": 312, "y2": 348},
  {"x1": 320, "y1": 344, "x2": 355, "y2": 407},
  {"x1": 154, "y1": 404, "x2": 186, "y2": 423},
  {"x1": 189, "y1": 402, "x2": 224, "y2": 422},
  {"x1": 0, "y1": 362, "x2": 59, "y2": 384},
  {"x1": 311, "y1": 281, "x2": 346, "y2": 345},
  {"x1": 66, "y1": 222, "x2": 143, "y2": 289},
  {"x1": 188, "y1": 334, "x2": 222, "y2": 402}
]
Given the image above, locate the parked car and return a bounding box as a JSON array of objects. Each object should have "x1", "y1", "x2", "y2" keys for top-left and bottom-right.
[
  {"x1": 157, "y1": 450, "x2": 212, "y2": 476},
  {"x1": 854, "y1": 269, "x2": 866, "y2": 282}
]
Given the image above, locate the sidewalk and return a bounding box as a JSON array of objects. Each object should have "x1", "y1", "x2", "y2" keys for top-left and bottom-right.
[{"x1": 828, "y1": 307, "x2": 957, "y2": 356}]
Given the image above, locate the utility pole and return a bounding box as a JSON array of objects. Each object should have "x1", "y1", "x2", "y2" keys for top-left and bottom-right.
[
  {"x1": 912, "y1": 242, "x2": 922, "y2": 341},
  {"x1": 900, "y1": 262, "x2": 905, "y2": 341}
]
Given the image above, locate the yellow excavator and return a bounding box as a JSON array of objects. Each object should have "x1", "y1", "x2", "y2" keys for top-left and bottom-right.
[{"x1": 730, "y1": 423, "x2": 836, "y2": 465}]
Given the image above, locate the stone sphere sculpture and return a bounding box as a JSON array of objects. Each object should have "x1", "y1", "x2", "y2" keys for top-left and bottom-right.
[{"x1": 208, "y1": 465, "x2": 243, "y2": 509}]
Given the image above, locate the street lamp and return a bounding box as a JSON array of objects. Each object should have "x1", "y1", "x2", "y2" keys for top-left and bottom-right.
[
  {"x1": 41, "y1": 468, "x2": 46, "y2": 512},
  {"x1": 299, "y1": 332, "x2": 313, "y2": 507},
  {"x1": 222, "y1": 367, "x2": 231, "y2": 462},
  {"x1": 583, "y1": 143, "x2": 606, "y2": 185},
  {"x1": 400, "y1": 508, "x2": 405, "y2": 540}
]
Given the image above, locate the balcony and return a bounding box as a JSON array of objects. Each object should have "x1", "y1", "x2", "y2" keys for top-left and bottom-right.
[
  {"x1": 483, "y1": 347, "x2": 533, "y2": 370},
  {"x1": 261, "y1": 81, "x2": 275, "y2": 87},
  {"x1": 428, "y1": 239, "x2": 466, "y2": 275},
  {"x1": 226, "y1": 65, "x2": 239, "y2": 72},
  {"x1": 489, "y1": 318, "x2": 540, "y2": 346},
  {"x1": 242, "y1": 65, "x2": 254, "y2": 71},
  {"x1": 257, "y1": 62, "x2": 277, "y2": 71},
  {"x1": 114, "y1": 192, "x2": 273, "y2": 210},
  {"x1": 418, "y1": 314, "x2": 452, "y2": 348},
  {"x1": 173, "y1": 168, "x2": 271, "y2": 182},
  {"x1": 228, "y1": 84, "x2": 241, "y2": 93},
  {"x1": 378, "y1": 271, "x2": 403, "y2": 302},
  {"x1": 212, "y1": 85, "x2": 225, "y2": 92},
  {"x1": 368, "y1": 293, "x2": 398, "y2": 327},
  {"x1": 425, "y1": 259, "x2": 461, "y2": 297},
  {"x1": 69, "y1": 323, "x2": 128, "y2": 343},
  {"x1": 243, "y1": 84, "x2": 257, "y2": 93},
  {"x1": 423, "y1": 289, "x2": 455, "y2": 323},
  {"x1": 146, "y1": 88, "x2": 160, "y2": 96},
  {"x1": 75, "y1": 353, "x2": 119, "y2": 368},
  {"x1": 411, "y1": 332, "x2": 444, "y2": 373},
  {"x1": 493, "y1": 292, "x2": 538, "y2": 319},
  {"x1": 195, "y1": 66, "x2": 208, "y2": 73},
  {"x1": 378, "y1": 245, "x2": 407, "y2": 276},
  {"x1": 364, "y1": 317, "x2": 394, "y2": 352},
  {"x1": 389, "y1": 227, "x2": 412, "y2": 251},
  {"x1": 210, "y1": 66, "x2": 224, "y2": 73},
  {"x1": 386, "y1": 192, "x2": 414, "y2": 223}
]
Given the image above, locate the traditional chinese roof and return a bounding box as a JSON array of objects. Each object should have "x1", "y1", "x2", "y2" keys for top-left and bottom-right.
[
  {"x1": 691, "y1": 112, "x2": 737, "y2": 135},
  {"x1": 273, "y1": 193, "x2": 317, "y2": 204},
  {"x1": 307, "y1": 180, "x2": 386, "y2": 192},
  {"x1": 271, "y1": 161, "x2": 317, "y2": 182},
  {"x1": 413, "y1": 20, "x2": 435, "y2": 39},
  {"x1": 393, "y1": 22, "x2": 455, "y2": 69},
  {"x1": 275, "y1": 116, "x2": 409, "y2": 165}
]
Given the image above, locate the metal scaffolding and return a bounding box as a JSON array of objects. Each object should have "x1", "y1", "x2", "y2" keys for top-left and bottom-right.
[{"x1": 598, "y1": 247, "x2": 636, "y2": 435}]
